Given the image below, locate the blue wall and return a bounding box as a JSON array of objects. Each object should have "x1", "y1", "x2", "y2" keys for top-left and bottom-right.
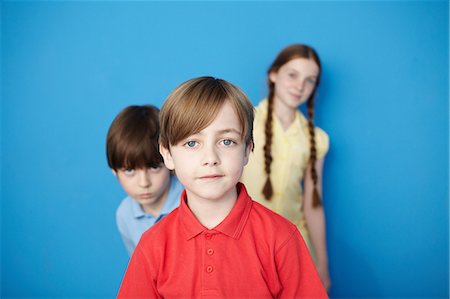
[{"x1": 1, "y1": 1, "x2": 448, "y2": 298}]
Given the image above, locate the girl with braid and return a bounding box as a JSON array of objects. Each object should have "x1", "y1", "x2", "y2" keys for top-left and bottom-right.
[{"x1": 241, "y1": 44, "x2": 331, "y2": 290}]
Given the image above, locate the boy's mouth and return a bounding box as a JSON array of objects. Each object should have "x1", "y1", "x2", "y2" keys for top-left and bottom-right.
[{"x1": 199, "y1": 174, "x2": 224, "y2": 179}]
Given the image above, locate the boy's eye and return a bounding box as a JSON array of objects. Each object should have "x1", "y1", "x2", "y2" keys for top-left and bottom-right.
[
  {"x1": 222, "y1": 139, "x2": 236, "y2": 146},
  {"x1": 184, "y1": 140, "x2": 198, "y2": 148},
  {"x1": 123, "y1": 168, "x2": 135, "y2": 176},
  {"x1": 150, "y1": 165, "x2": 162, "y2": 172}
]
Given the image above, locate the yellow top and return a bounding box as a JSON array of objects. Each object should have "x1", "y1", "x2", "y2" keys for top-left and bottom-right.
[{"x1": 241, "y1": 99, "x2": 329, "y2": 249}]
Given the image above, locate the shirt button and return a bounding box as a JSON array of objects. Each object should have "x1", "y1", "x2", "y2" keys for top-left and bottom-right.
[
  {"x1": 206, "y1": 265, "x2": 214, "y2": 273},
  {"x1": 205, "y1": 233, "x2": 212, "y2": 240},
  {"x1": 206, "y1": 248, "x2": 214, "y2": 255}
]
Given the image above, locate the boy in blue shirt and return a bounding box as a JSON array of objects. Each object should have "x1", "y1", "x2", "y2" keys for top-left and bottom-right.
[{"x1": 106, "y1": 105, "x2": 183, "y2": 256}]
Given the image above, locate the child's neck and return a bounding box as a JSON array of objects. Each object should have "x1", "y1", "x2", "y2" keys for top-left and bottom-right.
[
  {"x1": 140, "y1": 185, "x2": 170, "y2": 216},
  {"x1": 273, "y1": 99, "x2": 297, "y2": 131},
  {"x1": 186, "y1": 188, "x2": 238, "y2": 229}
]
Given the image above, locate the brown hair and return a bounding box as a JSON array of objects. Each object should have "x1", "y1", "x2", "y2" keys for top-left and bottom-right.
[
  {"x1": 262, "y1": 44, "x2": 323, "y2": 207},
  {"x1": 160, "y1": 76, "x2": 254, "y2": 150},
  {"x1": 106, "y1": 105, "x2": 163, "y2": 171}
]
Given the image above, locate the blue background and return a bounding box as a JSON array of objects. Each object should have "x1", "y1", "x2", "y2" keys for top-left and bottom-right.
[{"x1": 1, "y1": 1, "x2": 448, "y2": 298}]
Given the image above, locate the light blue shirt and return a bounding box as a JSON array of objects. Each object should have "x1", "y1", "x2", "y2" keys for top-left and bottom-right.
[{"x1": 116, "y1": 176, "x2": 183, "y2": 256}]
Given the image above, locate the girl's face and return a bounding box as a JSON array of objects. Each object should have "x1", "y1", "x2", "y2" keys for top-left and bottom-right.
[{"x1": 269, "y1": 57, "x2": 319, "y2": 110}]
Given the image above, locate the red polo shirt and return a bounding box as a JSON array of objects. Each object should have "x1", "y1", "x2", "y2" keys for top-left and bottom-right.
[{"x1": 118, "y1": 183, "x2": 327, "y2": 298}]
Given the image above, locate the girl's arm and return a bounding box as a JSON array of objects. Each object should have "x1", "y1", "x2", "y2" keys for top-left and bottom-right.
[{"x1": 303, "y1": 157, "x2": 331, "y2": 290}]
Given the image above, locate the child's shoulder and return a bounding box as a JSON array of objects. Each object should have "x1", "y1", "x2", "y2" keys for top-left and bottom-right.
[
  {"x1": 245, "y1": 199, "x2": 302, "y2": 252},
  {"x1": 298, "y1": 112, "x2": 329, "y2": 141},
  {"x1": 251, "y1": 200, "x2": 296, "y2": 226},
  {"x1": 116, "y1": 196, "x2": 135, "y2": 218},
  {"x1": 249, "y1": 200, "x2": 298, "y2": 236},
  {"x1": 139, "y1": 207, "x2": 180, "y2": 243}
]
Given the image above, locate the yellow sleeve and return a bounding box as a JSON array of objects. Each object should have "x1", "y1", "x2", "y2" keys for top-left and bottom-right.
[{"x1": 314, "y1": 127, "x2": 329, "y2": 160}]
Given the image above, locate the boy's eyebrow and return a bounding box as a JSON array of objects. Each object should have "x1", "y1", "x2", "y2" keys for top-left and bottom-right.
[
  {"x1": 192, "y1": 128, "x2": 242, "y2": 137},
  {"x1": 217, "y1": 128, "x2": 242, "y2": 135}
]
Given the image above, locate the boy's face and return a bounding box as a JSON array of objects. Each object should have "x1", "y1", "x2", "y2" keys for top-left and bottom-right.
[
  {"x1": 160, "y1": 101, "x2": 251, "y2": 204},
  {"x1": 114, "y1": 164, "x2": 171, "y2": 215}
]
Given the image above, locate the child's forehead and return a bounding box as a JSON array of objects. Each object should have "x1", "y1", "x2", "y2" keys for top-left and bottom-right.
[{"x1": 188, "y1": 102, "x2": 243, "y2": 135}]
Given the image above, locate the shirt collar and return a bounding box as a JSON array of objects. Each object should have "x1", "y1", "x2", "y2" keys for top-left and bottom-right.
[
  {"x1": 130, "y1": 197, "x2": 146, "y2": 218},
  {"x1": 283, "y1": 111, "x2": 305, "y2": 135},
  {"x1": 259, "y1": 98, "x2": 307, "y2": 135},
  {"x1": 179, "y1": 183, "x2": 253, "y2": 240}
]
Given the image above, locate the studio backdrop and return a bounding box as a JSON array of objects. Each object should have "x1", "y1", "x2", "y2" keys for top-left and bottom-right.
[{"x1": 1, "y1": 1, "x2": 448, "y2": 298}]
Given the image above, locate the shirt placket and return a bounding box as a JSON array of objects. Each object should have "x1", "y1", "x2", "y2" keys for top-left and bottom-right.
[{"x1": 202, "y1": 231, "x2": 218, "y2": 296}]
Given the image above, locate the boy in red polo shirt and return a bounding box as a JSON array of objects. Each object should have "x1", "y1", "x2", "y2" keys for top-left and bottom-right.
[{"x1": 117, "y1": 77, "x2": 328, "y2": 298}]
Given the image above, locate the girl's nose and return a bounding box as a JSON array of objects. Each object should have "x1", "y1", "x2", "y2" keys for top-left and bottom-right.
[{"x1": 295, "y1": 80, "x2": 305, "y2": 92}]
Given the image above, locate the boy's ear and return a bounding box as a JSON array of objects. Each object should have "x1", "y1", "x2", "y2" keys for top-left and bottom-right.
[{"x1": 159, "y1": 145, "x2": 175, "y2": 170}]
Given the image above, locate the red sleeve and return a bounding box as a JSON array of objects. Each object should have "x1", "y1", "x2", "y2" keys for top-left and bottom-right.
[
  {"x1": 117, "y1": 245, "x2": 160, "y2": 298},
  {"x1": 276, "y1": 229, "x2": 328, "y2": 299}
]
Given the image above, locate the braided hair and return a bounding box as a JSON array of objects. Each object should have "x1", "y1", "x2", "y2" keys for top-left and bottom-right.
[{"x1": 262, "y1": 44, "x2": 323, "y2": 207}]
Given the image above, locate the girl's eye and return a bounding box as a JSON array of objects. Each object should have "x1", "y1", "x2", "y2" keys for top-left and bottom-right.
[
  {"x1": 222, "y1": 139, "x2": 236, "y2": 146},
  {"x1": 306, "y1": 78, "x2": 317, "y2": 85},
  {"x1": 288, "y1": 72, "x2": 297, "y2": 79},
  {"x1": 184, "y1": 140, "x2": 198, "y2": 148}
]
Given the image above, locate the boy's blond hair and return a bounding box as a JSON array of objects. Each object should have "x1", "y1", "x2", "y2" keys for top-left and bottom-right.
[{"x1": 159, "y1": 76, "x2": 254, "y2": 149}]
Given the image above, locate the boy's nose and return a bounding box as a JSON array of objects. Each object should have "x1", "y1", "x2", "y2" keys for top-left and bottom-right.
[
  {"x1": 202, "y1": 146, "x2": 220, "y2": 166},
  {"x1": 138, "y1": 170, "x2": 151, "y2": 187}
]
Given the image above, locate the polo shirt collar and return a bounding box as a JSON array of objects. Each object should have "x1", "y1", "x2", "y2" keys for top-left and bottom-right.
[
  {"x1": 260, "y1": 98, "x2": 307, "y2": 135},
  {"x1": 131, "y1": 198, "x2": 146, "y2": 219},
  {"x1": 282, "y1": 111, "x2": 304, "y2": 135},
  {"x1": 179, "y1": 183, "x2": 253, "y2": 240},
  {"x1": 215, "y1": 183, "x2": 252, "y2": 239}
]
